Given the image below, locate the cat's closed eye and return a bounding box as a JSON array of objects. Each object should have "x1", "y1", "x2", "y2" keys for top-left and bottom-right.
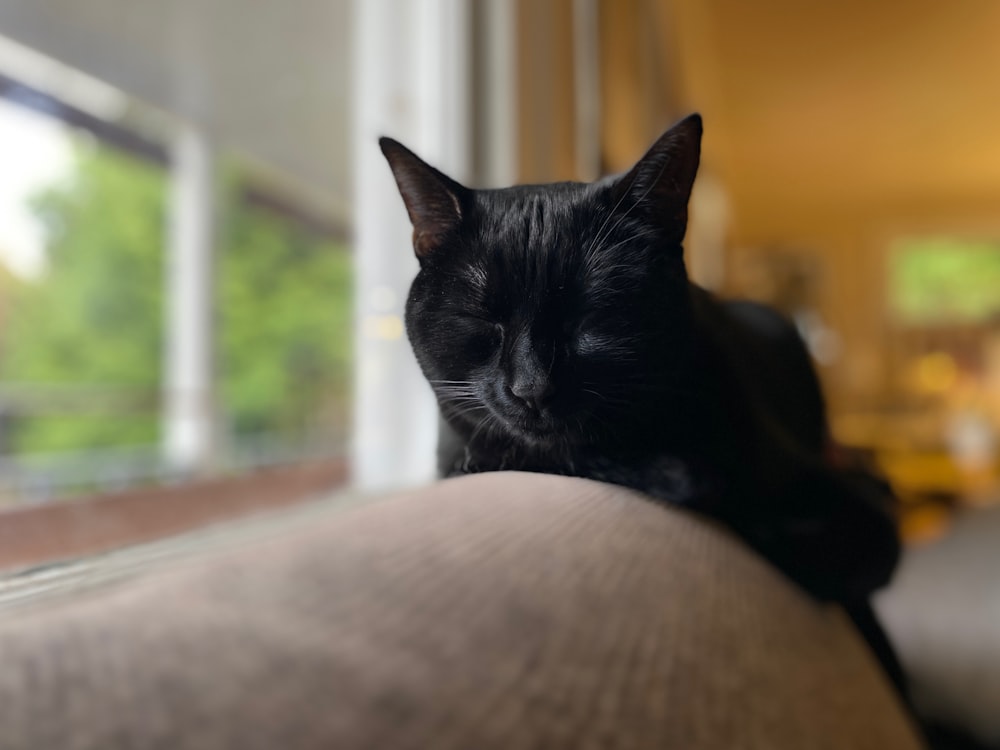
[
  {"x1": 453, "y1": 315, "x2": 503, "y2": 360},
  {"x1": 572, "y1": 322, "x2": 628, "y2": 359},
  {"x1": 574, "y1": 330, "x2": 606, "y2": 357}
]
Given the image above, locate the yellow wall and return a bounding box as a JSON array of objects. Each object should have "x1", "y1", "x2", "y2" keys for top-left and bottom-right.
[{"x1": 659, "y1": 0, "x2": 1000, "y2": 404}]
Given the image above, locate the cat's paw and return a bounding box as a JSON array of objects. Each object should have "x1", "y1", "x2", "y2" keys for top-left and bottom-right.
[{"x1": 740, "y1": 469, "x2": 902, "y2": 602}]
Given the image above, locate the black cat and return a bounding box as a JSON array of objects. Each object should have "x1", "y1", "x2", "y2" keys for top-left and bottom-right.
[{"x1": 380, "y1": 115, "x2": 904, "y2": 690}]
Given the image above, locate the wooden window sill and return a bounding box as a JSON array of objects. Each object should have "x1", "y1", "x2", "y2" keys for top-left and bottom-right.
[{"x1": 0, "y1": 457, "x2": 347, "y2": 574}]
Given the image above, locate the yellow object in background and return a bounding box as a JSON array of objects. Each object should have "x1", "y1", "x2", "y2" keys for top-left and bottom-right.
[{"x1": 916, "y1": 352, "x2": 958, "y2": 394}]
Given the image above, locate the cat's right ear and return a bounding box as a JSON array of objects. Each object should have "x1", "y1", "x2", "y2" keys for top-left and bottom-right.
[{"x1": 379, "y1": 138, "x2": 467, "y2": 259}]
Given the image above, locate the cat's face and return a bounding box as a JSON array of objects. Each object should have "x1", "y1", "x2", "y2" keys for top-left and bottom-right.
[{"x1": 382, "y1": 115, "x2": 702, "y2": 450}]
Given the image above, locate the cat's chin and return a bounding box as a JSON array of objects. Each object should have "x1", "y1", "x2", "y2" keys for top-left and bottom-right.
[
  {"x1": 511, "y1": 422, "x2": 559, "y2": 447},
  {"x1": 499, "y1": 411, "x2": 566, "y2": 448}
]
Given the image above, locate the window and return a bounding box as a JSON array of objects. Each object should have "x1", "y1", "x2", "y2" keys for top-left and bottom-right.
[
  {"x1": 0, "y1": 100, "x2": 353, "y2": 506},
  {"x1": 890, "y1": 237, "x2": 1000, "y2": 326}
]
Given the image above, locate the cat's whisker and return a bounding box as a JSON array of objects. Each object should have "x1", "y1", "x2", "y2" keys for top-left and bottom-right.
[
  {"x1": 467, "y1": 411, "x2": 499, "y2": 446},
  {"x1": 440, "y1": 403, "x2": 482, "y2": 417},
  {"x1": 434, "y1": 391, "x2": 478, "y2": 400},
  {"x1": 438, "y1": 396, "x2": 483, "y2": 409},
  {"x1": 444, "y1": 406, "x2": 480, "y2": 417},
  {"x1": 431, "y1": 388, "x2": 477, "y2": 398},
  {"x1": 440, "y1": 400, "x2": 486, "y2": 417}
]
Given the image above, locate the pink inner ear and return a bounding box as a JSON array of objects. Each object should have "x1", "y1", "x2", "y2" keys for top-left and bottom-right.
[
  {"x1": 380, "y1": 139, "x2": 465, "y2": 259},
  {"x1": 414, "y1": 229, "x2": 445, "y2": 259},
  {"x1": 406, "y1": 189, "x2": 461, "y2": 258}
]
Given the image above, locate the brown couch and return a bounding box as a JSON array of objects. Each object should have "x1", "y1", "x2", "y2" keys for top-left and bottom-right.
[{"x1": 0, "y1": 472, "x2": 923, "y2": 748}]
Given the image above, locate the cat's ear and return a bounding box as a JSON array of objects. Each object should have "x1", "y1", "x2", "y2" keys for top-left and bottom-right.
[
  {"x1": 608, "y1": 113, "x2": 702, "y2": 240},
  {"x1": 379, "y1": 137, "x2": 468, "y2": 259}
]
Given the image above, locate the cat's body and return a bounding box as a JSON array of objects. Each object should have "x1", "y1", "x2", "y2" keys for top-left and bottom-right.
[
  {"x1": 432, "y1": 282, "x2": 897, "y2": 601},
  {"x1": 381, "y1": 114, "x2": 903, "y2": 690}
]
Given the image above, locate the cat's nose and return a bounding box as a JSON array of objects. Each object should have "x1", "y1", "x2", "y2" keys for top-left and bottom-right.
[{"x1": 509, "y1": 379, "x2": 555, "y2": 413}]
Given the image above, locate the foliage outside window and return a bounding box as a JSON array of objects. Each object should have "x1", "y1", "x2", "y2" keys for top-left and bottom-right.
[
  {"x1": 889, "y1": 237, "x2": 1000, "y2": 326},
  {"x1": 0, "y1": 137, "x2": 352, "y2": 458}
]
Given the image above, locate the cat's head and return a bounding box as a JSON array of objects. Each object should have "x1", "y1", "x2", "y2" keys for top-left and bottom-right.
[{"x1": 381, "y1": 115, "x2": 702, "y2": 450}]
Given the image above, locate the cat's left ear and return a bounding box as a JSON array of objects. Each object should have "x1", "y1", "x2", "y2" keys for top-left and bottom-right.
[
  {"x1": 608, "y1": 113, "x2": 702, "y2": 241},
  {"x1": 379, "y1": 138, "x2": 469, "y2": 260}
]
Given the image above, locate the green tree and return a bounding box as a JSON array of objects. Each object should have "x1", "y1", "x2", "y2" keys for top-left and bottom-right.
[
  {"x1": 1, "y1": 144, "x2": 166, "y2": 451},
  {"x1": 891, "y1": 237, "x2": 1000, "y2": 324},
  {"x1": 0, "y1": 138, "x2": 352, "y2": 454},
  {"x1": 219, "y1": 199, "x2": 353, "y2": 438}
]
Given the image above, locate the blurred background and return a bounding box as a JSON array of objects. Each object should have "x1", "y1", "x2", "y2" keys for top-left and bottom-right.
[
  {"x1": 0, "y1": 0, "x2": 998, "y2": 742},
  {"x1": 0, "y1": 1, "x2": 355, "y2": 503},
  {"x1": 1, "y1": 0, "x2": 996, "y2": 534}
]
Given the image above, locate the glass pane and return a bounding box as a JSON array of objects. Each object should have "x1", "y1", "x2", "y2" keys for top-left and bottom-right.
[{"x1": 890, "y1": 237, "x2": 1000, "y2": 326}]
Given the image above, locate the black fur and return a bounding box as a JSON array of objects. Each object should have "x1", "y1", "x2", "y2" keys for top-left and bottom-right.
[{"x1": 381, "y1": 115, "x2": 903, "y2": 686}]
